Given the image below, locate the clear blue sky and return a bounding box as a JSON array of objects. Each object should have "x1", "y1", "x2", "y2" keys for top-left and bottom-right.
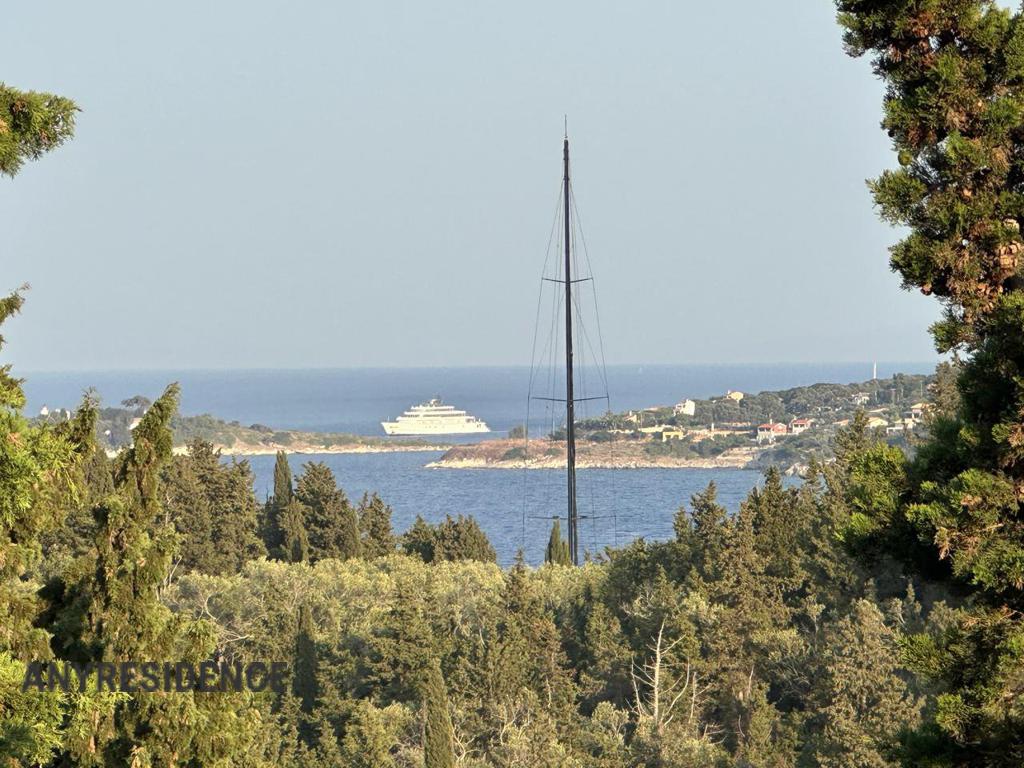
[{"x1": 3, "y1": 1, "x2": 942, "y2": 371}]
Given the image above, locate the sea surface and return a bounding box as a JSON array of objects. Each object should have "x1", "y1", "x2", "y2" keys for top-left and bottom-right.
[{"x1": 23, "y1": 363, "x2": 935, "y2": 565}]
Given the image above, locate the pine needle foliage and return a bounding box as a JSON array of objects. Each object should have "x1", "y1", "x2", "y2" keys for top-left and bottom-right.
[{"x1": 837, "y1": 2, "x2": 1024, "y2": 761}]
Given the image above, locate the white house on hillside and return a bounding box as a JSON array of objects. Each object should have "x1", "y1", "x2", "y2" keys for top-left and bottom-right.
[{"x1": 674, "y1": 399, "x2": 696, "y2": 417}]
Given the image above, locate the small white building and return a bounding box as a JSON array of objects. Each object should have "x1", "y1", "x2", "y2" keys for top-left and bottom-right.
[
  {"x1": 851, "y1": 393, "x2": 871, "y2": 406},
  {"x1": 886, "y1": 417, "x2": 918, "y2": 435},
  {"x1": 673, "y1": 399, "x2": 696, "y2": 417},
  {"x1": 39, "y1": 405, "x2": 49, "y2": 417}
]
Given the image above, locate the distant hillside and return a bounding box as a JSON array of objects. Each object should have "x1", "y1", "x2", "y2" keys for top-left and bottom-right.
[
  {"x1": 435, "y1": 372, "x2": 943, "y2": 471},
  {"x1": 579, "y1": 373, "x2": 934, "y2": 432},
  {"x1": 33, "y1": 402, "x2": 445, "y2": 455}
]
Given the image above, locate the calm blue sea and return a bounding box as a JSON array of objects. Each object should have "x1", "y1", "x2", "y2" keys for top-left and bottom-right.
[{"x1": 22, "y1": 363, "x2": 935, "y2": 564}]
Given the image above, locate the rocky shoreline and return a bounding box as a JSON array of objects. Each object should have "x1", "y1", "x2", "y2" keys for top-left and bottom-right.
[
  {"x1": 217, "y1": 441, "x2": 450, "y2": 457},
  {"x1": 425, "y1": 439, "x2": 762, "y2": 470}
]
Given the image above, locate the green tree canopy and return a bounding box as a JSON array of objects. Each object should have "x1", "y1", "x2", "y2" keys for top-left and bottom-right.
[
  {"x1": 0, "y1": 83, "x2": 76, "y2": 177},
  {"x1": 838, "y1": 1, "x2": 1024, "y2": 760},
  {"x1": 295, "y1": 461, "x2": 360, "y2": 561}
]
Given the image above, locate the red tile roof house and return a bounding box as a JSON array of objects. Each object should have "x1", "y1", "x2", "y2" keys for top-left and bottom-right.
[
  {"x1": 789, "y1": 418, "x2": 812, "y2": 435},
  {"x1": 756, "y1": 422, "x2": 788, "y2": 444}
]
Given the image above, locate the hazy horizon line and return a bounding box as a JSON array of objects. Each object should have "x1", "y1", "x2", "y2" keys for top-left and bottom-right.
[{"x1": 18, "y1": 360, "x2": 940, "y2": 376}]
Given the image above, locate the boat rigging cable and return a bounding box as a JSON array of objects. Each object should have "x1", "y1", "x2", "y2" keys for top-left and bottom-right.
[{"x1": 522, "y1": 132, "x2": 614, "y2": 564}]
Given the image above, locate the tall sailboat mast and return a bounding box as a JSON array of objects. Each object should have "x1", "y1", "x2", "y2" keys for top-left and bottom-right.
[{"x1": 563, "y1": 135, "x2": 579, "y2": 566}]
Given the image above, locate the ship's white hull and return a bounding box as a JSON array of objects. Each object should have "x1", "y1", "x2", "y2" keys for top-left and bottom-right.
[
  {"x1": 381, "y1": 420, "x2": 490, "y2": 436},
  {"x1": 382, "y1": 399, "x2": 490, "y2": 436}
]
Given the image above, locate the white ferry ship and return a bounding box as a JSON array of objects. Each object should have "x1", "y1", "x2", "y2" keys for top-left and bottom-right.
[{"x1": 381, "y1": 399, "x2": 490, "y2": 436}]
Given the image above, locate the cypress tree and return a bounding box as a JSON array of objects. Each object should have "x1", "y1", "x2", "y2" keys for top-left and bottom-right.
[
  {"x1": 422, "y1": 658, "x2": 456, "y2": 768},
  {"x1": 545, "y1": 518, "x2": 571, "y2": 565},
  {"x1": 293, "y1": 604, "x2": 318, "y2": 714},
  {"x1": 263, "y1": 450, "x2": 293, "y2": 556},
  {"x1": 281, "y1": 499, "x2": 310, "y2": 563},
  {"x1": 367, "y1": 588, "x2": 438, "y2": 703},
  {"x1": 686, "y1": 482, "x2": 729, "y2": 579},
  {"x1": 748, "y1": 467, "x2": 809, "y2": 592},
  {"x1": 273, "y1": 450, "x2": 293, "y2": 509}
]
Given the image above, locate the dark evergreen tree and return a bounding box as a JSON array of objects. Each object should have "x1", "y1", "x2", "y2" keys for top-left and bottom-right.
[
  {"x1": 40, "y1": 442, "x2": 111, "y2": 573},
  {"x1": 433, "y1": 515, "x2": 496, "y2": 563},
  {"x1": 422, "y1": 658, "x2": 456, "y2": 768},
  {"x1": 295, "y1": 461, "x2": 360, "y2": 561},
  {"x1": 838, "y1": 3, "x2": 1024, "y2": 758},
  {"x1": 263, "y1": 450, "x2": 293, "y2": 557},
  {"x1": 705, "y1": 500, "x2": 792, "y2": 756},
  {"x1": 402, "y1": 515, "x2": 437, "y2": 562},
  {"x1": 340, "y1": 700, "x2": 397, "y2": 768},
  {"x1": 401, "y1": 514, "x2": 495, "y2": 563},
  {"x1": 292, "y1": 603, "x2": 319, "y2": 750},
  {"x1": 358, "y1": 492, "x2": 397, "y2": 558},
  {"x1": 162, "y1": 439, "x2": 265, "y2": 574},
  {"x1": 366, "y1": 587, "x2": 437, "y2": 703},
  {"x1": 686, "y1": 482, "x2": 729, "y2": 579},
  {"x1": 545, "y1": 518, "x2": 571, "y2": 565},
  {"x1": 747, "y1": 466, "x2": 809, "y2": 592},
  {"x1": 804, "y1": 600, "x2": 920, "y2": 768},
  {"x1": 281, "y1": 499, "x2": 310, "y2": 563}
]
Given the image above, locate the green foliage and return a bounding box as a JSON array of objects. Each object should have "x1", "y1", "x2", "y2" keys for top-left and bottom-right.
[
  {"x1": 293, "y1": 604, "x2": 318, "y2": 718},
  {"x1": 262, "y1": 450, "x2": 295, "y2": 559},
  {"x1": 296, "y1": 461, "x2": 360, "y2": 561},
  {"x1": 0, "y1": 652, "x2": 65, "y2": 765},
  {"x1": 422, "y1": 658, "x2": 456, "y2": 768},
  {"x1": 340, "y1": 699, "x2": 404, "y2": 767},
  {"x1": 838, "y1": 1, "x2": 1024, "y2": 759},
  {"x1": 803, "y1": 600, "x2": 920, "y2": 767},
  {"x1": 0, "y1": 83, "x2": 76, "y2": 177},
  {"x1": 545, "y1": 519, "x2": 571, "y2": 565},
  {"x1": 281, "y1": 499, "x2": 310, "y2": 563},
  {"x1": 0, "y1": 288, "x2": 87, "y2": 660},
  {"x1": 162, "y1": 439, "x2": 265, "y2": 574},
  {"x1": 358, "y1": 492, "x2": 397, "y2": 558},
  {"x1": 402, "y1": 514, "x2": 497, "y2": 563},
  {"x1": 40, "y1": 384, "x2": 268, "y2": 765}
]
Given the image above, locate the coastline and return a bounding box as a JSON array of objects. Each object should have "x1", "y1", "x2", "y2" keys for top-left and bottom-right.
[
  {"x1": 217, "y1": 442, "x2": 449, "y2": 457},
  {"x1": 106, "y1": 439, "x2": 450, "y2": 459},
  {"x1": 426, "y1": 439, "x2": 762, "y2": 470},
  {"x1": 425, "y1": 457, "x2": 756, "y2": 470}
]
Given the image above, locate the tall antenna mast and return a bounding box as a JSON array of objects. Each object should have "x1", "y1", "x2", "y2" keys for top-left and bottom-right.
[{"x1": 563, "y1": 134, "x2": 579, "y2": 566}]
